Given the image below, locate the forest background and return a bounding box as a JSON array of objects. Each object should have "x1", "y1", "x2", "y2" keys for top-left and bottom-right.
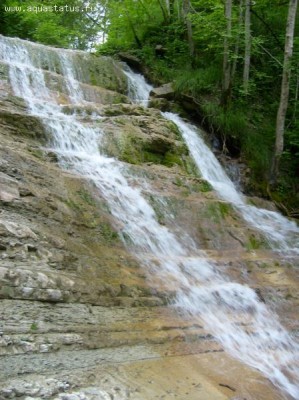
[{"x1": 0, "y1": 0, "x2": 298, "y2": 216}]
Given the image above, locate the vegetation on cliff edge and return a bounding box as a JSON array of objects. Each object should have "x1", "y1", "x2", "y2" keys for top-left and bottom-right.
[
  {"x1": 0, "y1": 0, "x2": 298, "y2": 216},
  {"x1": 97, "y1": 0, "x2": 299, "y2": 217}
]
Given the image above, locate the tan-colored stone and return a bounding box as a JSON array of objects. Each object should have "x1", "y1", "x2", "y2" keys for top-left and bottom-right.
[{"x1": 0, "y1": 45, "x2": 298, "y2": 400}]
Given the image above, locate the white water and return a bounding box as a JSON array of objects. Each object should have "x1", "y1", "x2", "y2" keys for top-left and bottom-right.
[
  {"x1": 162, "y1": 113, "x2": 299, "y2": 252},
  {"x1": 124, "y1": 67, "x2": 299, "y2": 397},
  {"x1": 1, "y1": 36, "x2": 299, "y2": 398},
  {"x1": 122, "y1": 64, "x2": 153, "y2": 106}
]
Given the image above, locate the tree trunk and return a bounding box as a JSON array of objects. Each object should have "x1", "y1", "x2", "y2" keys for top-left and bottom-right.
[
  {"x1": 176, "y1": 0, "x2": 182, "y2": 21},
  {"x1": 170, "y1": 0, "x2": 176, "y2": 17},
  {"x1": 182, "y1": 0, "x2": 195, "y2": 60},
  {"x1": 222, "y1": 0, "x2": 232, "y2": 106},
  {"x1": 270, "y1": 0, "x2": 298, "y2": 183},
  {"x1": 243, "y1": 0, "x2": 251, "y2": 93},
  {"x1": 157, "y1": 0, "x2": 169, "y2": 23},
  {"x1": 231, "y1": 0, "x2": 244, "y2": 79},
  {"x1": 124, "y1": 7, "x2": 142, "y2": 48},
  {"x1": 165, "y1": 0, "x2": 170, "y2": 18}
]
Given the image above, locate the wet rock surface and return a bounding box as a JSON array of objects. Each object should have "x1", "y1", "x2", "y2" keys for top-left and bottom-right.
[
  {"x1": 150, "y1": 83, "x2": 175, "y2": 100},
  {"x1": 0, "y1": 45, "x2": 298, "y2": 400}
]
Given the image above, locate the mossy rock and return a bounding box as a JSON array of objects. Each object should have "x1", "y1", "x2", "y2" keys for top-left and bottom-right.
[
  {"x1": 0, "y1": 61, "x2": 9, "y2": 80},
  {"x1": 203, "y1": 201, "x2": 234, "y2": 223},
  {"x1": 101, "y1": 113, "x2": 191, "y2": 171},
  {"x1": 245, "y1": 234, "x2": 269, "y2": 251},
  {"x1": 173, "y1": 177, "x2": 212, "y2": 193},
  {"x1": 76, "y1": 55, "x2": 128, "y2": 94},
  {"x1": 0, "y1": 110, "x2": 46, "y2": 139}
]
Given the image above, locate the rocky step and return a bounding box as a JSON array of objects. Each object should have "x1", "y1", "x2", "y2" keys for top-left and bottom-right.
[
  {"x1": 1, "y1": 70, "x2": 128, "y2": 110},
  {"x1": 0, "y1": 299, "x2": 221, "y2": 358},
  {"x1": 0, "y1": 326, "x2": 217, "y2": 357},
  {"x1": 0, "y1": 299, "x2": 210, "y2": 335},
  {"x1": 0, "y1": 339, "x2": 223, "y2": 383},
  {"x1": 0, "y1": 351, "x2": 283, "y2": 400},
  {"x1": 0, "y1": 54, "x2": 128, "y2": 98}
]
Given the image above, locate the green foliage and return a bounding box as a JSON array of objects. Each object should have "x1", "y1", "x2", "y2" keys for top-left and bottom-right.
[
  {"x1": 1, "y1": 0, "x2": 298, "y2": 213},
  {"x1": 201, "y1": 101, "x2": 247, "y2": 140},
  {"x1": 174, "y1": 66, "x2": 222, "y2": 96},
  {"x1": 99, "y1": 0, "x2": 164, "y2": 51},
  {"x1": 0, "y1": 0, "x2": 101, "y2": 49}
]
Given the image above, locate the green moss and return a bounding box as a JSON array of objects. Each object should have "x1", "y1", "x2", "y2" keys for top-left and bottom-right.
[
  {"x1": 172, "y1": 177, "x2": 213, "y2": 195},
  {"x1": 114, "y1": 118, "x2": 126, "y2": 125},
  {"x1": 175, "y1": 143, "x2": 189, "y2": 156},
  {"x1": 89, "y1": 70, "x2": 97, "y2": 87},
  {"x1": 166, "y1": 121, "x2": 181, "y2": 137},
  {"x1": 146, "y1": 194, "x2": 166, "y2": 225},
  {"x1": 115, "y1": 133, "x2": 143, "y2": 164},
  {"x1": 28, "y1": 147, "x2": 44, "y2": 159},
  {"x1": 66, "y1": 198, "x2": 81, "y2": 211},
  {"x1": 245, "y1": 235, "x2": 265, "y2": 251},
  {"x1": 163, "y1": 152, "x2": 183, "y2": 167},
  {"x1": 182, "y1": 156, "x2": 199, "y2": 176},
  {"x1": 77, "y1": 188, "x2": 96, "y2": 206},
  {"x1": 143, "y1": 151, "x2": 164, "y2": 164},
  {"x1": 191, "y1": 180, "x2": 213, "y2": 193},
  {"x1": 218, "y1": 202, "x2": 232, "y2": 217},
  {"x1": 100, "y1": 222, "x2": 119, "y2": 242},
  {"x1": 30, "y1": 322, "x2": 38, "y2": 331},
  {"x1": 181, "y1": 189, "x2": 190, "y2": 197},
  {"x1": 173, "y1": 177, "x2": 184, "y2": 187},
  {"x1": 115, "y1": 132, "x2": 186, "y2": 168},
  {"x1": 112, "y1": 94, "x2": 128, "y2": 104},
  {"x1": 105, "y1": 108, "x2": 124, "y2": 116},
  {"x1": 204, "y1": 202, "x2": 232, "y2": 222}
]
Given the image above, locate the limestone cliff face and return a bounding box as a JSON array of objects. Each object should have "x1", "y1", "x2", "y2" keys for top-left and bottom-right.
[{"x1": 0, "y1": 38, "x2": 298, "y2": 400}]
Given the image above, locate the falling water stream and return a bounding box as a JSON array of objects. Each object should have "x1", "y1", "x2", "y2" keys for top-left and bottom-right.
[
  {"x1": 1, "y1": 35, "x2": 299, "y2": 398},
  {"x1": 163, "y1": 113, "x2": 299, "y2": 252}
]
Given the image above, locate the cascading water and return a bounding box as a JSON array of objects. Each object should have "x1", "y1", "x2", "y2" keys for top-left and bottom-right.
[
  {"x1": 122, "y1": 67, "x2": 299, "y2": 252},
  {"x1": 162, "y1": 113, "x2": 299, "y2": 253},
  {"x1": 124, "y1": 67, "x2": 299, "y2": 397},
  {"x1": 1, "y1": 35, "x2": 299, "y2": 398},
  {"x1": 122, "y1": 64, "x2": 153, "y2": 106}
]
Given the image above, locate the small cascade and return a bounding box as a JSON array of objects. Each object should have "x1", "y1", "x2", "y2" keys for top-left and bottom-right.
[
  {"x1": 122, "y1": 64, "x2": 153, "y2": 106},
  {"x1": 1, "y1": 35, "x2": 299, "y2": 398},
  {"x1": 162, "y1": 112, "x2": 299, "y2": 253},
  {"x1": 122, "y1": 68, "x2": 299, "y2": 253},
  {"x1": 58, "y1": 52, "x2": 83, "y2": 104},
  {"x1": 121, "y1": 67, "x2": 299, "y2": 252}
]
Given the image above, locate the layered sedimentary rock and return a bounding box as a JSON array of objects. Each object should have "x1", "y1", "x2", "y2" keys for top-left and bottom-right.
[{"x1": 0, "y1": 36, "x2": 298, "y2": 400}]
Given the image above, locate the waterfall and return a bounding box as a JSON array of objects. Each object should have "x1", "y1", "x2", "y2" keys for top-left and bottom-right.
[
  {"x1": 163, "y1": 113, "x2": 299, "y2": 253},
  {"x1": 124, "y1": 67, "x2": 299, "y2": 398},
  {"x1": 1, "y1": 35, "x2": 299, "y2": 398},
  {"x1": 122, "y1": 64, "x2": 153, "y2": 106},
  {"x1": 122, "y1": 66, "x2": 299, "y2": 252}
]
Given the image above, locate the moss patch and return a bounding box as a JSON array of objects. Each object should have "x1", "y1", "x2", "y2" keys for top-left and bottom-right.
[
  {"x1": 245, "y1": 234, "x2": 268, "y2": 251},
  {"x1": 204, "y1": 202, "x2": 233, "y2": 223}
]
